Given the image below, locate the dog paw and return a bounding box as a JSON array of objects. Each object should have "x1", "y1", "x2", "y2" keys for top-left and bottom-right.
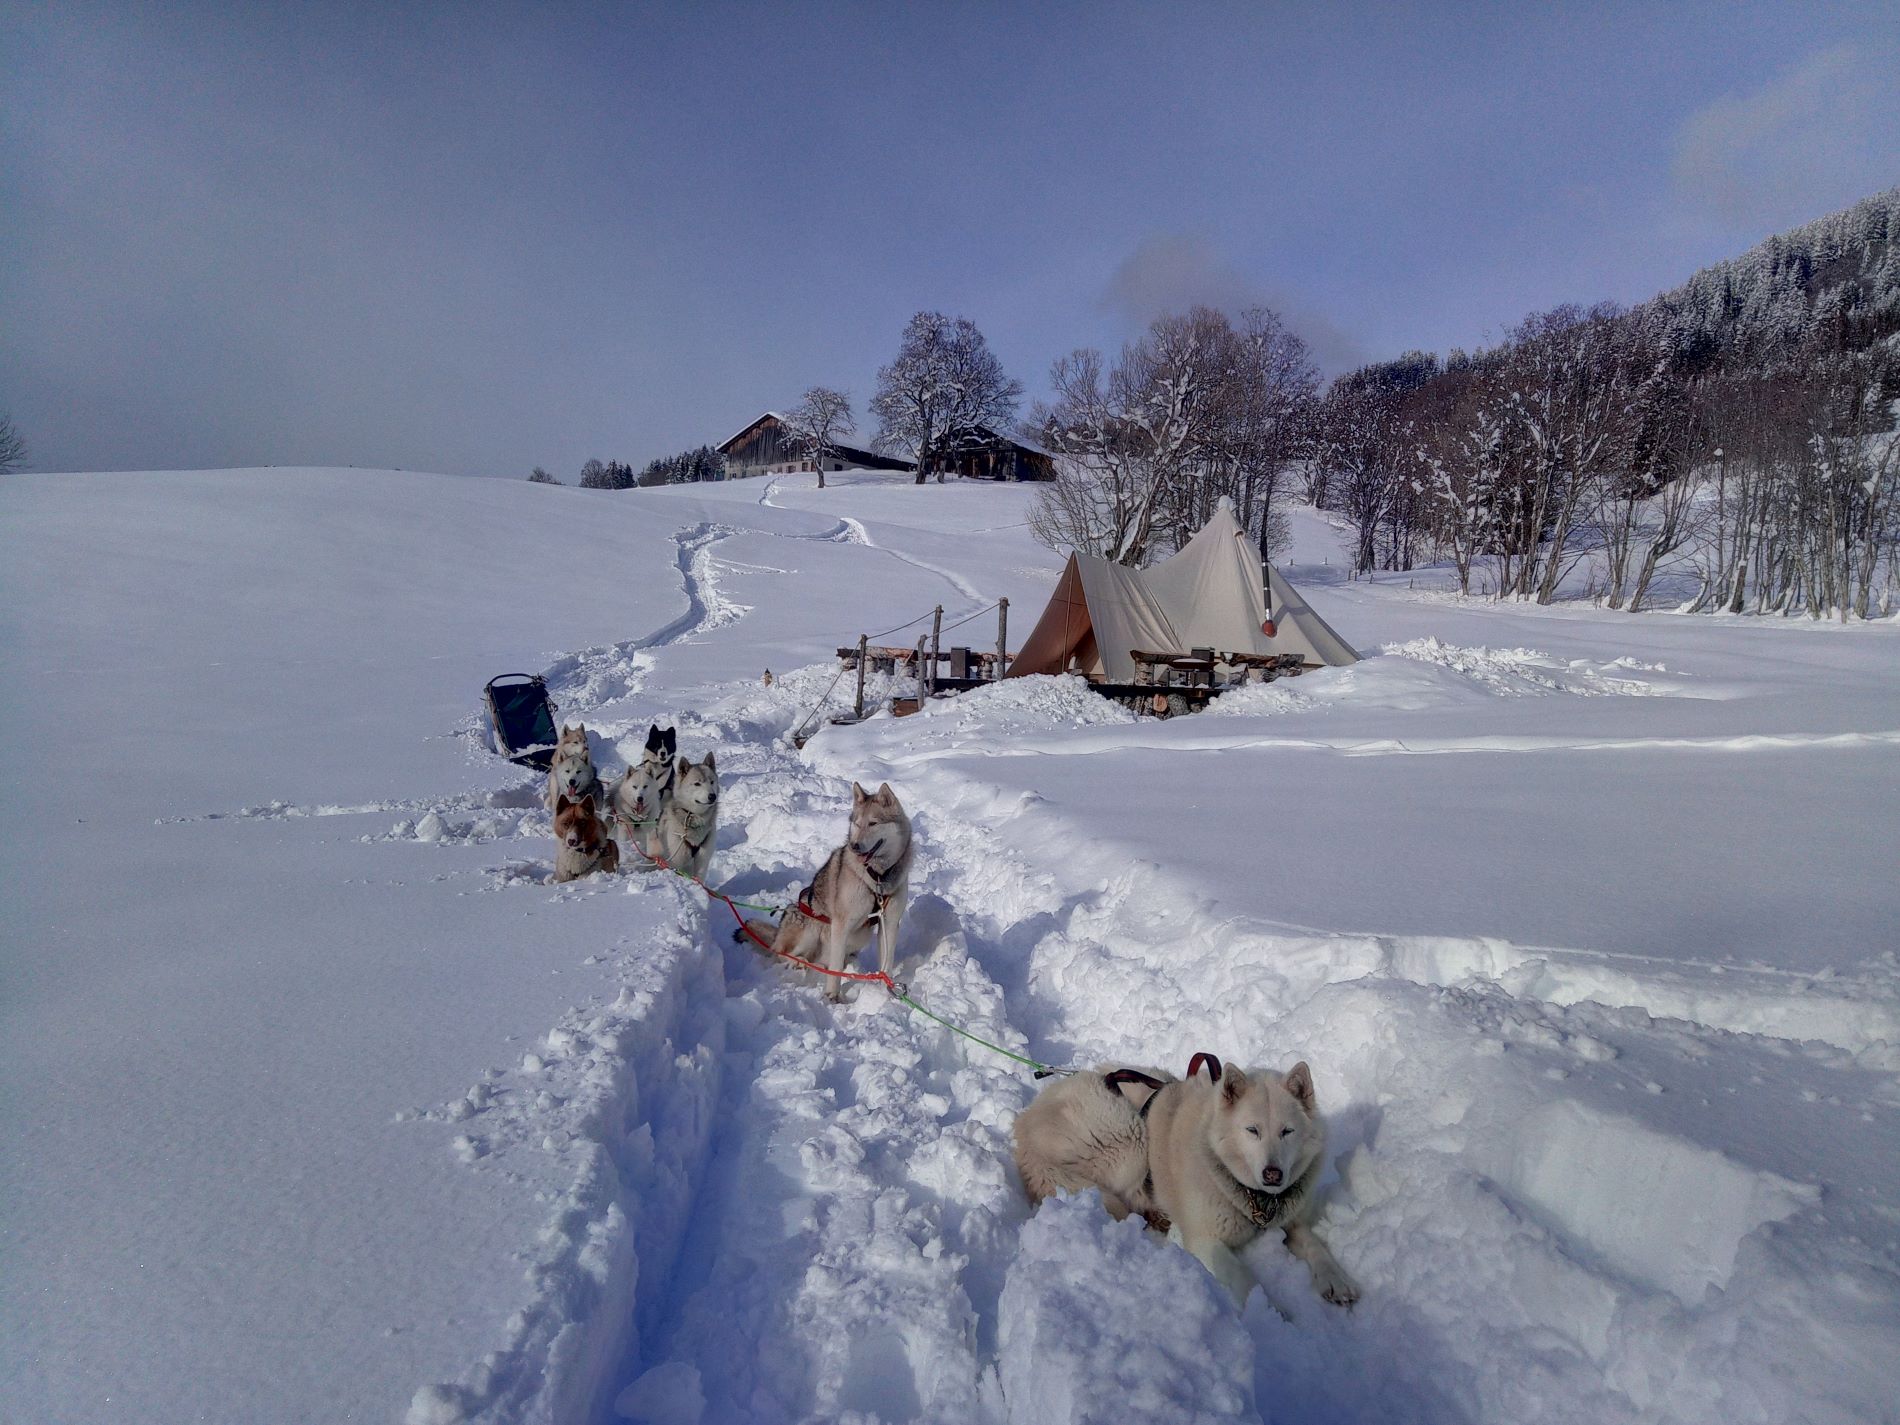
[{"x1": 1312, "y1": 1264, "x2": 1359, "y2": 1307}]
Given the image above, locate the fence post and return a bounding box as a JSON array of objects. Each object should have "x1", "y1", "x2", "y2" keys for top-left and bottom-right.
[
  {"x1": 996, "y1": 598, "x2": 1008, "y2": 679},
  {"x1": 854, "y1": 633, "x2": 868, "y2": 719},
  {"x1": 915, "y1": 635, "x2": 927, "y2": 705},
  {"x1": 929, "y1": 605, "x2": 943, "y2": 695}
]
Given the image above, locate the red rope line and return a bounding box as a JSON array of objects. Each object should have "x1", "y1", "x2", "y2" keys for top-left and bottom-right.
[{"x1": 632, "y1": 842, "x2": 898, "y2": 987}]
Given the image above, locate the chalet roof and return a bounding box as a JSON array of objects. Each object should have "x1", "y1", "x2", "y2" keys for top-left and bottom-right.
[
  {"x1": 945, "y1": 422, "x2": 1055, "y2": 459},
  {"x1": 716, "y1": 411, "x2": 789, "y2": 453},
  {"x1": 716, "y1": 409, "x2": 916, "y2": 470}
]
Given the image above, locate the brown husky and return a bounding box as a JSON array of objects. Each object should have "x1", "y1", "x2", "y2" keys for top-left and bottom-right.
[{"x1": 552, "y1": 793, "x2": 619, "y2": 882}]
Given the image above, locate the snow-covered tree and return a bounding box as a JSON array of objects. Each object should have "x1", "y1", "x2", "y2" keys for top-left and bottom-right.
[
  {"x1": 579, "y1": 459, "x2": 635, "y2": 489},
  {"x1": 780, "y1": 387, "x2": 855, "y2": 490},
  {"x1": 1029, "y1": 306, "x2": 1317, "y2": 568},
  {"x1": 871, "y1": 312, "x2": 1023, "y2": 484}
]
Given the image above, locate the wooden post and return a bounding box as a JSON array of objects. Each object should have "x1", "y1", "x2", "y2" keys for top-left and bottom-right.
[
  {"x1": 930, "y1": 605, "x2": 943, "y2": 696},
  {"x1": 915, "y1": 635, "x2": 927, "y2": 704},
  {"x1": 854, "y1": 633, "x2": 867, "y2": 719},
  {"x1": 996, "y1": 597, "x2": 1008, "y2": 679}
]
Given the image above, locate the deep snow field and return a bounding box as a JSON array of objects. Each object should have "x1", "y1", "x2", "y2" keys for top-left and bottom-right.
[{"x1": 3, "y1": 467, "x2": 1898, "y2": 1425}]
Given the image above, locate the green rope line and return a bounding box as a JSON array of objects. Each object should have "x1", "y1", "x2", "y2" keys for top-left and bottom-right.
[{"x1": 895, "y1": 993, "x2": 1066, "y2": 1075}]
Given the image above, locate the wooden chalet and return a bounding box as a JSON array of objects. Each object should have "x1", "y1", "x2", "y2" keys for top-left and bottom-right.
[
  {"x1": 717, "y1": 412, "x2": 917, "y2": 479},
  {"x1": 933, "y1": 424, "x2": 1056, "y2": 481}
]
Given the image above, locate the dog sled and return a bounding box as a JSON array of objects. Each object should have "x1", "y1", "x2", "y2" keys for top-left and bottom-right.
[{"x1": 483, "y1": 673, "x2": 561, "y2": 772}]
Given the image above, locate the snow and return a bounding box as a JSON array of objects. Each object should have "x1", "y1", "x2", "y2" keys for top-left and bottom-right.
[{"x1": 3, "y1": 467, "x2": 1898, "y2": 1424}]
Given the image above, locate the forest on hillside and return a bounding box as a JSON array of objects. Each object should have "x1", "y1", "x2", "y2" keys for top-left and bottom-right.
[{"x1": 1032, "y1": 188, "x2": 1900, "y2": 620}]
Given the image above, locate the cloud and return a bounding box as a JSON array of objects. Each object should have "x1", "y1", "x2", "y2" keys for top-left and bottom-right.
[
  {"x1": 1672, "y1": 46, "x2": 1899, "y2": 229},
  {"x1": 1099, "y1": 233, "x2": 1368, "y2": 373}
]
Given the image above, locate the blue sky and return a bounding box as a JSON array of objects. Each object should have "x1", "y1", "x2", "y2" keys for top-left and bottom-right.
[{"x1": 3, "y1": 1, "x2": 1896, "y2": 476}]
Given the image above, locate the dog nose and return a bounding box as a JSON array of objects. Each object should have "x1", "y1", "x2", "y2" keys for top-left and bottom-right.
[{"x1": 1262, "y1": 1166, "x2": 1283, "y2": 1187}]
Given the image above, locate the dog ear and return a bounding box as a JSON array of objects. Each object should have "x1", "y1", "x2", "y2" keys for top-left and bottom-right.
[
  {"x1": 852, "y1": 782, "x2": 868, "y2": 803},
  {"x1": 1283, "y1": 1061, "x2": 1316, "y2": 1112},
  {"x1": 646, "y1": 723, "x2": 664, "y2": 752},
  {"x1": 875, "y1": 782, "x2": 895, "y2": 804},
  {"x1": 677, "y1": 755, "x2": 691, "y2": 777},
  {"x1": 1220, "y1": 1066, "x2": 1250, "y2": 1105},
  {"x1": 555, "y1": 794, "x2": 573, "y2": 811},
  {"x1": 663, "y1": 728, "x2": 677, "y2": 754},
  {"x1": 703, "y1": 750, "x2": 716, "y2": 771}
]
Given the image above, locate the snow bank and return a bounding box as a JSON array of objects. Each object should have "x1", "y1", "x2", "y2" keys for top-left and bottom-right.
[
  {"x1": 997, "y1": 1194, "x2": 1257, "y2": 1424},
  {"x1": 405, "y1": 881, "x2": 724, "y2": 1425},
  {"x1": 11, "y1": 468, "x2": 1899, "y2": 1425}
]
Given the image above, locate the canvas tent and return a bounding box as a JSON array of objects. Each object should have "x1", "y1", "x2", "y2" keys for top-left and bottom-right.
[{"x1": 1006, "y1": 504, "x2": 1357, "y2": 682}]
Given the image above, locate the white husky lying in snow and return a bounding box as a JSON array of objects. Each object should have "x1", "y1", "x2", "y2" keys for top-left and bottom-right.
[{"x1": 1014, "y1": 1056, "x2": 1356, "y2": 1307}]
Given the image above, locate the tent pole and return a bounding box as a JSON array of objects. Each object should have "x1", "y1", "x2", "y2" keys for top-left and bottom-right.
[{"x1": 930, "y1": 605, "x2": 942, "y2": 696}]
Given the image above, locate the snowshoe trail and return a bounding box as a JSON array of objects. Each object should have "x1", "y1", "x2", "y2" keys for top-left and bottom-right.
[{"x1": 410, "y1": 493, "x2": 1898, "y2": 1425}]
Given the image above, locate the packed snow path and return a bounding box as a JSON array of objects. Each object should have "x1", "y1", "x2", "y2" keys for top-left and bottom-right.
[{"x1": 5, "y1": 469, "x2": 1897, "y2": 1425}]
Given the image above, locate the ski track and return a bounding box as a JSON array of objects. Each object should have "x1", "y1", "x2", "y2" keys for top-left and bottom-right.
[
  {"x1": 759, "y1": 475, "x2": 992, "y2": 619},
  {"x1": 404, "y1": 512, "x2": 1899, "y2": 1425}
]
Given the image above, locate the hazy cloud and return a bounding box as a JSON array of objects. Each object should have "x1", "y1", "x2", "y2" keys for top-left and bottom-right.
[
  {"x1": 1673, "y1": 46, "x2": 1899, "y2": 229},
  {"x1": 1100, "y1": 234, "x2": 1368, "y2": 374}
]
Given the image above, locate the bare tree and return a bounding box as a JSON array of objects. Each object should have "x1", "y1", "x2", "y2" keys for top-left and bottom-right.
[
  {"x1": 780, "y1": 387, "x2": 854, "y2": 490},
  {"x1": 870, "y1": 312, "x2": 1023, "y2": 484},
  {"x1": 1314, "y1": 356, "x2": 1437, "y2": 577},
  {"x1": 1031, "y1": 306, "x2": 1317, "y2": 568},
  {"x1": 0, "y1": 414, "x2": 26, "y2": 474},
  {"x1": 527, "y1": 466, "x2": 561, "y2": 484}
]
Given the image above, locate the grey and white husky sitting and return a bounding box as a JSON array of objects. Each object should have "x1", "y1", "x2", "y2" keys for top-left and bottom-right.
[
  {"x1": 1014, "y1": 1057, "x2": 1356, "y2": 1308},
  {"x1": 610, "y1": 723, "x2": 676, "y2": 858},
  {"x1": 654, "y1": 751, "x2": 718, "y2": 881},
  {"x1": 545, "y1": 723, "x2": 604, "y2": 814},
  {"x1": 744, "y1": 782, "x2": 912, "y2": 1002}
]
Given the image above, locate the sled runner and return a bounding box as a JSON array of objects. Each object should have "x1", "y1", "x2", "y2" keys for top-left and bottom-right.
[{"x1": 483, "y1": 674, "x2": 560, "y2": 771}]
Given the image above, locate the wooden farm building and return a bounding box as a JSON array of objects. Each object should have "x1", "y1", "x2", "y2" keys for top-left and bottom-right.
[
  {"x1": 718, "y1": 412, "x2": 917, "y2": 479},
  {"x1": 933, "y1": 424, "x2": 1057, "y2": 481}
]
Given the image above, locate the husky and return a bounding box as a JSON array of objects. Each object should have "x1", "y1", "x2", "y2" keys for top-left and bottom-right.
[
  {"x1": 610, "y1": 724, "x2": 677, "y2": 857},
  {"x1": 1014, "y1": 1057, "x2": 1356, "y2": 1308},
  {"x1": 552, "y1": 793, "x2": 619, "y2": 882},
  {"x1": 545, "y1": 724, "x2": 604, "y2": 814},
  {"x1": 654, "y1": 752, "x2": 718, "y2": 881},
  {"x1": 744, "y1": 782, "x2": 912, "y2": 1003}
]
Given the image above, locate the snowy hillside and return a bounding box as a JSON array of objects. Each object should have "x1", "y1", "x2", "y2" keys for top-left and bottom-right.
[{"x1": 3, "y1": 468, "x2": 1897, "y2": 1425}]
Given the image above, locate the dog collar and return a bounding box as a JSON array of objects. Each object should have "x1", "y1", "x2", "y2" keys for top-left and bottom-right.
[{"x1": 1238, "y1": 1182, "x2": 1291, "y2": 1230}]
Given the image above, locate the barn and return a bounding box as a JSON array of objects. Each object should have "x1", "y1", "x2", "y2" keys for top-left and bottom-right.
[
  {"x1": 934, "y1": 424, "x2": 1056, "y2": 481},
  {"x1": 718, "y1": 412, "x2": 917, "y2": 479}
]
